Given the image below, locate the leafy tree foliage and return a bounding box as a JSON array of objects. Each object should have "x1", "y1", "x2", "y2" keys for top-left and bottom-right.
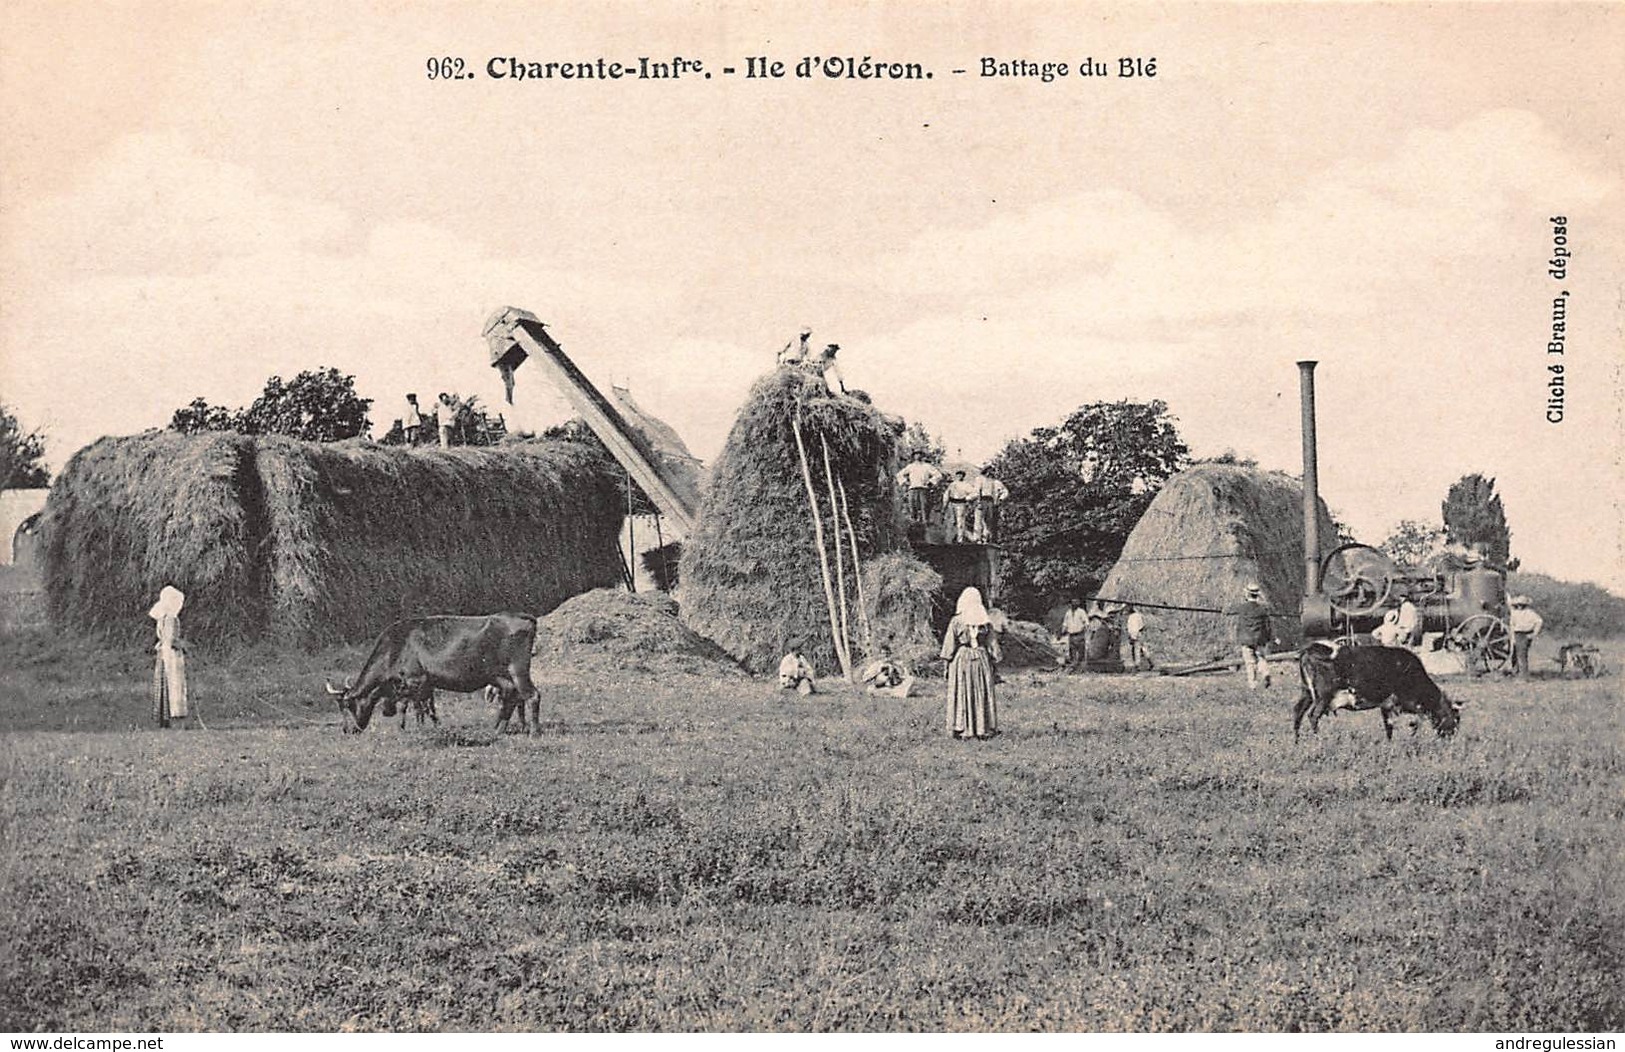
[
  {"x1": 0, "y1": 403, "x2": 50, "y2": 488},
  {"x1": 170, "y1": 369, "x2": 372, "y2": 443},
  {"x1": 989, "y1": 399, "x2": 1189, "y2": 617},
  {"x1": 169, "y1": 397, "x2": 236, "y2": 434},
  {"x1": 1442, "y1": 473, "x2": 1512, "y2": 568},
  {"x1": 1197, "y1": 449, "x2": 1258, "y2": 468},
  {"x1": 897, "y1": 420, "x2": 946, "y2": 465},
  {"x1": 1381, "y1": 519, "x2": 1446, "y2": 568},
  {"x1": 237, "y1": 369, "x2": 372, "y2": 442}
]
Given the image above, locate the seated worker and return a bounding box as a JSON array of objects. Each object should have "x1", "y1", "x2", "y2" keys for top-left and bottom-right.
[
  {"x1": 1371, "y1": 608, "x2": 1406, "y2": 647},
  {"x1": 859, "y1": 644, "x2": 915, "y2": 698},
  {"x1": 778, "y1": 645, "x2": 817, "y2": 696}
]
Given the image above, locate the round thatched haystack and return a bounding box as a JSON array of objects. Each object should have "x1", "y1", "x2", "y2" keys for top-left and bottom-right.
[
  {"x1": 42, "y1": 431, "x2": 625, "y2": 648},
  {"x1": 679, "y1": 368, "x2": 913, "y2": 675},
  {"x1": 1098, "y1": 464, "x2": 1337, "y2": 663}
]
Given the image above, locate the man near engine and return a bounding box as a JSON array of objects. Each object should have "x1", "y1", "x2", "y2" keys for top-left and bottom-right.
[{"x1": 1508, "y1": 595, "x2": 1543, "y2": 677}]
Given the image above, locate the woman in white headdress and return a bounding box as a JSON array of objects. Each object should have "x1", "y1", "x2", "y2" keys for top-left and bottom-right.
[
  {"x1": 149, "y1": 585, "x2": 188, "y2": 727},
  {"x1": 940, "y1": 586, "x2": 1000, "y2": 739}
]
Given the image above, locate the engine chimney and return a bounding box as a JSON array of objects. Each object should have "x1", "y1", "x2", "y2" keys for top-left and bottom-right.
[{"x1": 1298, "y1": 360, "x2": 1321, "y2": 595}]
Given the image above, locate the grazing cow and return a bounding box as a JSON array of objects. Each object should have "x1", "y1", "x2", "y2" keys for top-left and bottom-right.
[
  {"x1": 1293, "y1": 640, "x2": 1460, "y2": 740},
  {"x1": 325, "y1": 614, "x2": 540, "y2": 734}
]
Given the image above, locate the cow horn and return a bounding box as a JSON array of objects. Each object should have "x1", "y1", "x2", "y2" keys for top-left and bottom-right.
[{"x1": 324, "y1": 680, "x2": 346, "y2": 696}]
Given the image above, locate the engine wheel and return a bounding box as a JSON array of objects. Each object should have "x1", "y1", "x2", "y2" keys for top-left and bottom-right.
[
  {"x1": 1451, "y1": 614, "x2": 1510, "y2": 675},
  {"x1": 1319, "y1": 543, "x2": 1395, "y2": 617}
]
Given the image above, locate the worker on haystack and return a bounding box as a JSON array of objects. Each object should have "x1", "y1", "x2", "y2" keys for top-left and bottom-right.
[
  {"x1": 149, "y1": 585, "x2": 189, "y2": 728},
  {"x1": 1372, "y1": 608, "x2": 1406, "y2": 647},
  {"x1": 896, "y1": 459, "x2": 944, "y2": 526},
  {"x1": 1230, "y1": 583, "x2": 1276, "y2": 689},
  {"x1": 860, "y1": 643, "x2": 915, "y2": 699},
  {"x1": 403, "y1": 393, "x2": 424, "y2": 444},
  {"x1": 1508, "y1": 595, "x2": 1543, "y2": 677},
  {"x1": 778, "y1": 643, "x2": 817, "y2": 696},
  {"x1": 942, "y1": 470, "x2": 977, "y2": 543},
  {"x1": 814, "y1": 343, "x2": 847, "y2": 396},
  {"x1": 437, "y1": 392, "x2": 457, "y2": 448},
  {"x1": 941, "y1": 586, "x2": 1000, "y2": 739},
  {"x1": 973, "y1": 467, "x2": 1009, "y2": 543},
  {"x1": 778, "y1": 326, "x2": 813, "y2": 367}
]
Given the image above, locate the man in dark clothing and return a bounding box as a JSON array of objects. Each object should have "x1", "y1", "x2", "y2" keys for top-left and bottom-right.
[{"x1": 1229, "y1": 583, "x2": 1275, "y2": 689}]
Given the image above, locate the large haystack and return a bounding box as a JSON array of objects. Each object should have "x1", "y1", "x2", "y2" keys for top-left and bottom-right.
[
  {"x1": 43, "y1": 431, "x2": 624, "y2": 648},
  {"x1": 1098, "y1": 464, "x2": 1337, "y2": 662},
  {"x1": 679, "y1": 369, "x2": 906, "y2": 674}
]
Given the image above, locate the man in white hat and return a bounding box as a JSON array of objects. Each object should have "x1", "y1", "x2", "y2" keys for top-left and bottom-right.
[
  {"x1": 1508, "y1": 595, "x2": 1543, "y2": 677},
  {"x1": 1230, "y1": 583, "x2": 1275, "y2": 688}
]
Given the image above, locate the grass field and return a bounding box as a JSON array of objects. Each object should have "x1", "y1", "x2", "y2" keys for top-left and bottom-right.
[{"x1": 1, "y1": 629, "x2": 1620, "y2": 1032}]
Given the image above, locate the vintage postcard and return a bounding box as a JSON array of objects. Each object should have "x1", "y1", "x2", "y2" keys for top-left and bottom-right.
[{"x1": 2, "y1": 0, "x2": 1620, "y2": 1037}]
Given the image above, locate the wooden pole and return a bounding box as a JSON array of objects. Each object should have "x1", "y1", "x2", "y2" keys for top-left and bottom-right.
[
  {"x1": 792, "y1": 413, "x2": 850, "y2": 679},
  {"x1": 836, "y1": 474, "x2": 873, "y2": 655},
  {"x1": 820, "y1": 435, "x2": 853, "y2": 677}
]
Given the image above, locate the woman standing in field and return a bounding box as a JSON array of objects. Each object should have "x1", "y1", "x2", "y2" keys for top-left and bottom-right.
[
  {"x1": 941, "y1": 586, "x2": 1000, "y2": 739},
  {"x1": 149, "y1": 585, "x2": 188, "y2": 728}
]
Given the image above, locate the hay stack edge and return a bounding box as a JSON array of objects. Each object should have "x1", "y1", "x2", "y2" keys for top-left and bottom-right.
[
  {"x1": 680, "y1": 369, "x2": 940, "y2": 674},
  {"x1": 43, "y1": 430, "x2": 626, "y2": 648},
  {"x1": 1099, "y1": 463, "x2": 1337, "y2": 662}
]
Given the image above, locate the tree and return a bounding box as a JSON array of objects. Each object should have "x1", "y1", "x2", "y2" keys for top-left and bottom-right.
[
  {"x1": 1381, "y1": 519, "x2": 1446, "y2": 567},
  {"x1": 237, "y1": 369, "x2": 371, "y2": 442},
  {"x1": 169, "y1": 368, "x2": 372, "y2": 443},
  {"x1": 0, "y1": 403, "x2": 50, "y2": 489},
  {"x1": 896, "y1": 420, "x2": 946, "y2": 465},
  {"x1": 989, "y1": 400, "x2": 1190, "y2": 616},
  {"x1": 1049, "y1": 400, "x2": 1189, "y2": 494},
  {"x1": 169, "y1": 397, "x2": 236, "y2": 434},
  {"x1": 1442, "y1": 473, "x2": 1512, "y2": 568}
]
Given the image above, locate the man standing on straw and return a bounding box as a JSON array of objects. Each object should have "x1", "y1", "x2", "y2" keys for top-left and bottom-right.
[
  {"x1": 1229, "y1": 583, "x2": 1275, "y2": 689},
  {"x1": 896, "y1": 459, "x2": 943, "y2": 526},
  {"x1": 942, "y1": 470, "x2": 977, "y2": 543},
  {"x1": 149, "y1": 585, "x2": 189, "y2": 728},
  {"x1": 437, "y1": 392, "x2": 457, "y2": 448}
]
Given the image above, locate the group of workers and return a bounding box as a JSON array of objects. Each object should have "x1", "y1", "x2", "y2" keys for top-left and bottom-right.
[
  {"x1": 896, "y1": 460, "x2": 1009, "y2": 544},
  {"x1": 777, "y1": 326, "x2": 847, "y2": 397},
  {"x1": 1236, "y1": 580, "x2": 1547, "y2": 683},
  {"x1": 1053, "y1": 597, "x2": 1147, "y2": 673},
  {"x1": 400, "y1": 392, "x2": 461, "y2": 448},
  {"x1": 779, "y1": 586, "x2": 1005, "y2": 740}
]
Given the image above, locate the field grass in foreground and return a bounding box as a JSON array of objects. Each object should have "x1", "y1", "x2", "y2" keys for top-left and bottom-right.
[{"x1": 1, "y1": 630, "x2": 1621, "y2": 1031}]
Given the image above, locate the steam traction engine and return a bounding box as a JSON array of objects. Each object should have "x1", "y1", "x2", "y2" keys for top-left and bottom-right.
[{"x1": 1300, "y1": 543, "x2": 1512, "y2": 673}]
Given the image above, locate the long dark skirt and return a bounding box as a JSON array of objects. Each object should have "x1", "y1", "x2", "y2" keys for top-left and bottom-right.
[{"x1": 947, "y1": 646, "x2": 998, "y2": 738}]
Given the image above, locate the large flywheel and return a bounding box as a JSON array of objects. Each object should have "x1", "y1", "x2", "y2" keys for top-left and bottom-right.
[
  {"x1": 1319, "y1": 543, "x2": 1396, "y2": 617},
  {"x1": 1449, "y1": 613, "x2": 1511, "y2": 675}
]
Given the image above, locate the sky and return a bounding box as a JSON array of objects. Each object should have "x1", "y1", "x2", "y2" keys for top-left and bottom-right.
[{"x1": 3, "y1": 1, "x2": 1621, "y2": 592}]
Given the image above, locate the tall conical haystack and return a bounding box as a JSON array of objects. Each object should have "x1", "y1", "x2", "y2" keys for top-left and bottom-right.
[
  {"x1": 42, "y1": 430, "x2": 625, "y2": 648},
  {"x1": 1098, "y1": 464, "x2": 1337, "y2": 662},
  {"x1": 679, "y1": 369, "x2": 935, "y2": 675}
]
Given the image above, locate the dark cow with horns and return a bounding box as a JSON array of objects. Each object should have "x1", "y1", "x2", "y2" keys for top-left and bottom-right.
[
  {"x1": 325, "y1": 614, "x2": 541, "y2": 734},
  {"x1": 1293, "y1": 640, "x2": 1461, "y2": 741}
]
